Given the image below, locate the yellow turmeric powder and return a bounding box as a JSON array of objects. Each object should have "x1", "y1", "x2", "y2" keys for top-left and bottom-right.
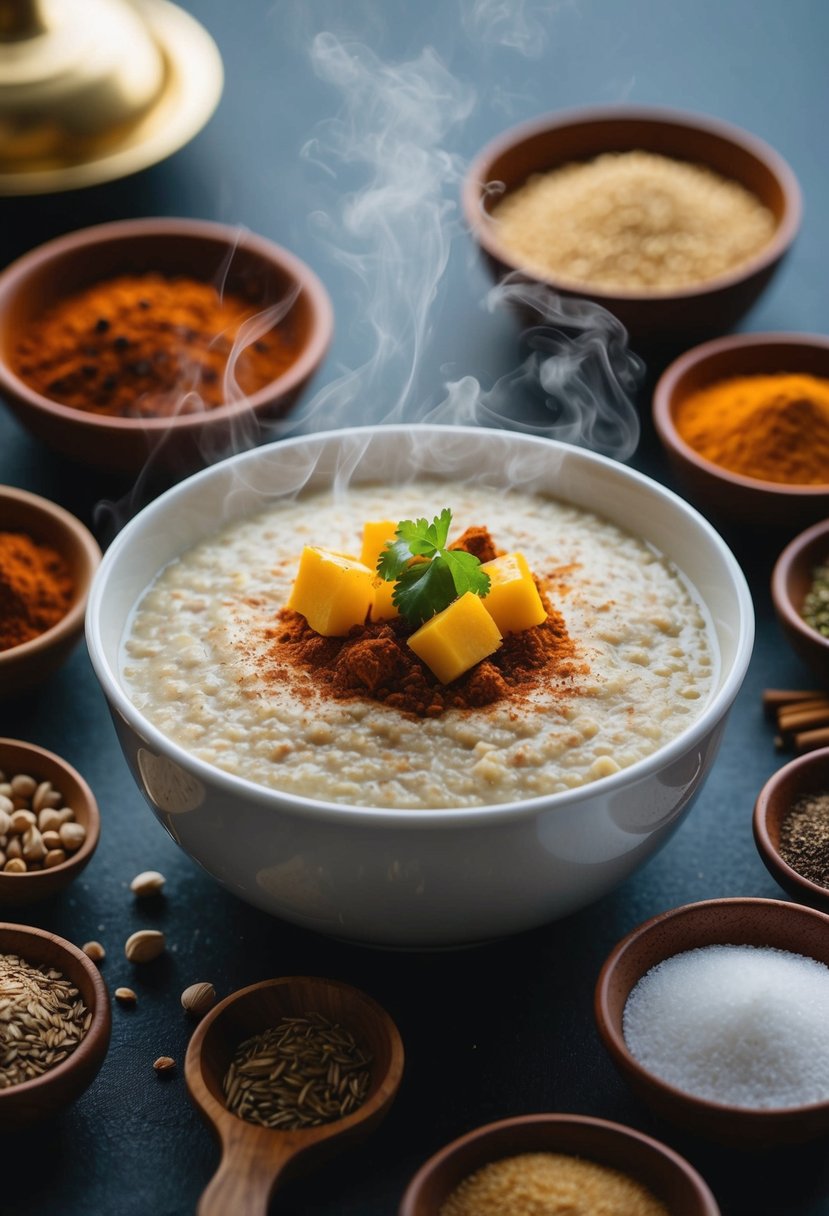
[{"x1": 675, "y1": 372, "x2": 829, "y2": 485}]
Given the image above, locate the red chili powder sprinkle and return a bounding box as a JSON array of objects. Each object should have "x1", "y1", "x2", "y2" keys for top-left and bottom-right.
[{"x1": 258, "y1": 528, "x2": 585, "y2": 718}]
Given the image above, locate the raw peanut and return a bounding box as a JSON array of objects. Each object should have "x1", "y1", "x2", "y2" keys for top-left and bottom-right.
[
  {"x1": 153, "y1": 1056, "x2": 176, "y2": 1074},
  {"x1": 3, "y1": 859, "x2": 26, "y2": 873},
  {"x1": 9, "y1": 809, "x2": 36, "y2": 834},
  {"x1": 44, "y1": 849, "x2": 66, "y2": 868},
  {"x1": 41, "y1": 830, "x2": 61, "y2": 850},
  {"x1": 180, "y1": 982, "x2": 216, "y2": 1019},
  {"x1": 22, "y1": 827, "x2": 46, "y2": 863},
  {"x1": 130, "y1": 870, "x2": 166, "y2": 897},
  {"x1": 125, "y1": 930, "x2": 166, "y2": 963},
  {"x1": 115, "y1": 987, "x2": 137, "y2": 1006},
  {"x1": 83, "y1": 941, "x2": 106, "y2": 963},
  {"x1": 10, "y1": 775, "x2": 36, "y2": 799},
  {"x1": 59, "y1": 822, "x2": 86, "y2": 852},
  {"x1": 38, "y1": 808, "x2": 63, "y2": 833}
]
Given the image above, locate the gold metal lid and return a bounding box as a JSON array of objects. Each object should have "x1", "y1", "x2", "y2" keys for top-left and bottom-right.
[{"x1": 0, "y1": 0, "x2": 223, "y2": 194}]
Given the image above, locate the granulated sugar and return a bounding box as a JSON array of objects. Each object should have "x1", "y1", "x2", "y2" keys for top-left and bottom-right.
[{"x1": 623, "y1": 944, "x2": 829, "y2": 1108}]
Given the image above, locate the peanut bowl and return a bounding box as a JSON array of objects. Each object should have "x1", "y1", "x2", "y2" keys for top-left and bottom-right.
[
  {"x1": 85, "y1": 426, "x2": 753, "y2": 948},
  {"x1": 0, "y1": 218, "x2": 333, "y2": 476}
]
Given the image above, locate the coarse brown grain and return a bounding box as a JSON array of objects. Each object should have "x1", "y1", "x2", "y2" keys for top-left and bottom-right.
[
  {"x1": 439, "y1": 1151, "x2": 669, "y2": 1216},
  {"x1": 780, "y1": 791, "x2": 829, "y2": 888},
  {"x1": 0, "y1": 952, "x2": 89, "y2": 1087},
  {"x1": 223, "y1": 1011, "x2": 372, "y2": 1130},
  {"x1": 491, "y1": 150, "x2": 775, "y2": 293}
]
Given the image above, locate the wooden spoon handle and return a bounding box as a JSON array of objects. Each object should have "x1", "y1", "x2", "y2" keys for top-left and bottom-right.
[{"x1": 198, "y1": 1135, "x2": 295, "y2": 1216}]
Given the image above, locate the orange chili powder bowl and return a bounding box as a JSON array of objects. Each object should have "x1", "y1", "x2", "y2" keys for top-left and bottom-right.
[
  {"x1": 0, "y1": 218, "x2": 334, "y2": 474},
  {"x1": 0, "y1": 487, "x2": 101, "y2": 698}
]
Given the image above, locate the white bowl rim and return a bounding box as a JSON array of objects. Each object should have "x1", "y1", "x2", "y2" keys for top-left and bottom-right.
[{"x1": 86, "y1": 424, "x2": 755, "y2": 827}]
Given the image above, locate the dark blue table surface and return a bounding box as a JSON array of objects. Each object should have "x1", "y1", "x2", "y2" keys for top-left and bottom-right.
[{"x1": 1, "y1": 2, "x2": 828, "y2": 1213}]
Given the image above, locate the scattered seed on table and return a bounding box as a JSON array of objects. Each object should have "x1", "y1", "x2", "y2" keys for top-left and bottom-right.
[
  {"x1": 114, "y1": 987, "x2": 137, "y2": 1007},
  {"x1": 82, "y1": 941, "x2": 106, "y2": 964}
]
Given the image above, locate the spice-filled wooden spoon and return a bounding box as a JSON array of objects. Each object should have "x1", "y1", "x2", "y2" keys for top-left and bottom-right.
[{"x1": 185, "y1": 975, "x2": 404, "y2": 1215}]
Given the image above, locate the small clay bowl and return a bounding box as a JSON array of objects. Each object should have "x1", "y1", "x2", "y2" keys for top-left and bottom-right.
[
  {"x1": 754, "y1": 749, "x2": 829, "y2": 912},
  {"x1": 595, "y1": 897, "x2": 829, "y2": 1144},
  {"x1": 0, "y1": 485, "x2": 101, "y2": 697},
  {"x1": 185, "y1": 975, "x2": 404, "y2": 1215},
  {"x1": 399, "y1": 1113, "x2": 720, "y2": 1216},
  {"x1": 463, "y1": 105, "x2": 800, "y2": 352},
  {"x1": 771, "y1": 517, "x2": 829, "y2": 686},
  {"x1": 0, "y1": 218, "x2": 334, "y2": 475},
  {"x1": 654, "y1": 333, "x2": 829, "y2": 532},
  {"x1": 0, "y1": 739, "x2": 100, "y2": 904},
  {"x1": 0, "y1": 922, "x2": 110, "y2": 1128}
]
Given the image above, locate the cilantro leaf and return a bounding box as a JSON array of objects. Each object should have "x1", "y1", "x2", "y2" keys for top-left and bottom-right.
[{"x1": 376, "y1": 509, "x2": 491, "y2": 626}]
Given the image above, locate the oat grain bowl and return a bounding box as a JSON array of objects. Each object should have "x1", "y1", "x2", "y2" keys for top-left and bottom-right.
[{"x1": 86, "y1": 427, "x2": 753, "y2": 947}]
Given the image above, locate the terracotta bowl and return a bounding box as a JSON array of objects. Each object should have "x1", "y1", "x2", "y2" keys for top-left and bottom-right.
[
  {"x1": 0, "y1": 218, "x2": 334, "y2": 475},
  {"x1": 0, "y1": 738, "x2": 100, "y2": 904},
  {"x1": 653, "y1": 334, "x2": 829, "y2": 533},
  {"x1": 771, "y1": 517, "x2": 829, "y2": 685},
  {"x1": 754, "y1": 749, "x2": 829, "y2": 912},
  {"x1": 0, "y1": 485, "x2": 101, "y2": 697},
  {"x1": 399, "y1": 1113, "x2": 720, "y2": 1216},
  {"x1": 595, "y1": 897, "x2": 829, "y2": 1144},
  {"x1": 0, "y1": 922, "x2": 110, "y2": 1127},
  {"x1": 463, "y1": 105, "x2": 800, "y2": 351}
]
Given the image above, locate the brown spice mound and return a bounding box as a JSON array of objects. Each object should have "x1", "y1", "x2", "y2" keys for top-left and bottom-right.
[
  {"x1": 0, "y1": 530, "x2": 74, "y2": 651},
  {"x1": 13, "y1": 272, "x2": 298, "y2": 419},
  {"x1": 263, "y1": 528, "x2": 582, "y2": 717}
]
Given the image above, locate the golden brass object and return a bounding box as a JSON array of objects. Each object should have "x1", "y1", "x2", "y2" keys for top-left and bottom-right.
[{"x1": 0, "y1": 0, "x2": 223, "y2": 193}]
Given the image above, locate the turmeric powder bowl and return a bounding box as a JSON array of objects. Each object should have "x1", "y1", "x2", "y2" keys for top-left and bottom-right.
[
  {"x1": 0, "y1": 485, "x2": 101, "y2": 698},
  {"x1": 653, "y1": 333, "x2": 829, "y2": 533},
  {"x1": 0, "y1": 218, "x2": 333, "y2": 476},
  {"x1": 85, "y1": 425, "x2": 753, "y2": 948}
]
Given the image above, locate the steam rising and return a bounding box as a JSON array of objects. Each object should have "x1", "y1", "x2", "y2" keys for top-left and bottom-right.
[{"x1": 97, "y1": 2, "x2": 644, "y2": 537}]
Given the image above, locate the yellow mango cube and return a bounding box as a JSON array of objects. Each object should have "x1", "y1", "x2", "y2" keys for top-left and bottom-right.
[
  {"x1": 408, "y1": 591, "x2": 502, "y2": 684},
  {"x1": 370, "y1": 576, "x2": 399, "y2": 622},
  {"x1": 359, "y1": 519, "x2": 398, "y2": 571},
  {"x1": 480, "y1": 551, "x2": 547, "y2": 634},
  {"x1": 287, "y1": 547, "x2": 375, "y2": 636}
]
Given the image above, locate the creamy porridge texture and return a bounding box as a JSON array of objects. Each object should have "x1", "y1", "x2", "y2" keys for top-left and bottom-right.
[{"x1": 122, "y1": 482, "x2": 715, "y2": 809}]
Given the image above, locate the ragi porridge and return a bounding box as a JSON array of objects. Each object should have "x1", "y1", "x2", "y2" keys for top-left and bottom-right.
[{"x1": 122, "y1": 481, "x2": 715, "y2": 809}]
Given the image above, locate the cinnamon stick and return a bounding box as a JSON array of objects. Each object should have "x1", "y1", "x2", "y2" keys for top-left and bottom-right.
[
  {"x1": 777, "y1": 704, "x2": 829, "y2": 735},
  {"x1": 793, "y1": 725, "x2": 829, "y2": 755},
  {"x1": 763, "y1": 689, "x2": 827, "y2": 721}
]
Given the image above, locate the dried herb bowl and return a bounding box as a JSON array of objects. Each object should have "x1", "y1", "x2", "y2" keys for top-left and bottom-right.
[
  {"x1": 399, "y1": 1112, "x2": 720, "y2": 1216},
  {"x1": 771, "y1": 516, "x2": 829, "y2": 687},
  {"x1": 0, "y1": 922, "x2": 110, "y2": 1128},
  {"x1": 0, "y1": 485, "x2": 101, "y2": 698},
  {"x1": 463, "y1": 105, "x2": 800, "y2": 352},
  {"x1": 0, "y1": 738, "x2": 101, "y2": 904},
  {"x1": 86, "y1": 425, "x2": 754, "y2": 948},
  {"x1": 595, "y1": 896, "x2": 829, "y2": 1144},
  {"x1": 0, "y1": 217, "x2": 334, "y2": 476}
]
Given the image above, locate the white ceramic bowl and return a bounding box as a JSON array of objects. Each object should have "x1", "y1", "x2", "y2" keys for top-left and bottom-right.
[{"x1": 86, "y1": 426, "x2": 753, "y2": 948}]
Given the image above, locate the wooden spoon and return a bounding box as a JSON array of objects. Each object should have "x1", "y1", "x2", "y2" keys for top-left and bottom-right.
[{"x1": 185, "y1": 975, "x2": 405, "y2": 1215}]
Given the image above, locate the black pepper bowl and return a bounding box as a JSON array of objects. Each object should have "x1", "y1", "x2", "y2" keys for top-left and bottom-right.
[
  {"x1": 595, "y1": 897, "x2": 829, "y2": 1144},
  {"x1": 0, "y1": 218, "x2": 334, "y2": 476},
  {"x1": 771, "y1": 517, "x2": 829, "y2": 686},
  {"x1": 0, "y1": 922, "x2": 110, "y2": 1128},
  {"x1": 754, "y1": 749, "x2": 829, "y2": 912},
  {"x1": 463, "y1": 105, "x2": 801, "y2": 354},
  {"x1": 399, "y1": 1113, "x2": 720, "y2": 1216}
]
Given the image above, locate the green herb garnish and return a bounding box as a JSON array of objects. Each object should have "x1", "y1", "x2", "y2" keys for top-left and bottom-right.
[{"x1": 377, "y1": 508, "x2": 490, "y2": 626}]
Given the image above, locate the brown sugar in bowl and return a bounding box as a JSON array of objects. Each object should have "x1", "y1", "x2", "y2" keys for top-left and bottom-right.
[
  {"x1": 0, "y1": 922, "x2": 110, "y2": 1128},
  {"x1": 463, "y1": 105, "x2": 800, "y2": 353},
  {"x1": 0, "y1": 738, "x2": 100, "y2": 904},
  {"x1": 0, "y1": 217, "x2": 334, "y2": 475},
  {"x1": 653, "y1": 333, "x2": 829, "y2": 533},
  {"x1": 399, "y1": 1113, "x2": 720, "y2": 1216},
  {"x1": 0, "y1": 485, "x2": 101, "y2": 697}
]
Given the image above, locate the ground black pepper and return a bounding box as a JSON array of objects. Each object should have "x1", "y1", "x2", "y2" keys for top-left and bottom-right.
[{"x1": 779, "y1": 791, "x2": 829, "y2": 887}]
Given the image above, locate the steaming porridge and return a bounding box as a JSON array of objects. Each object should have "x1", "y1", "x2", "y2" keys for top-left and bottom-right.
[{"x1": 122, "y1": 482, "x2": 715, "y2": 809}]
